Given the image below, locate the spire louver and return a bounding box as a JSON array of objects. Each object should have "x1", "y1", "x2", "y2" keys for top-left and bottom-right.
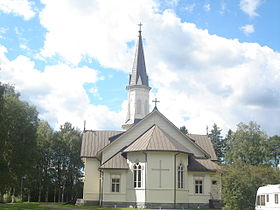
[{"x1": 129, "y1": 31, "x2": 149, "y2": 86}]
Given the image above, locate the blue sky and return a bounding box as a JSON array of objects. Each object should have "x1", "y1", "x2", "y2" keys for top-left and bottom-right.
[{"x1": 0, "y1": 0, "x2": 279, "y2": 135}]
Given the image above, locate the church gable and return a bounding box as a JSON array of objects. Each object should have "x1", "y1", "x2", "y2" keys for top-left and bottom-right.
[
  {"x1": 124, "y1": 125, "x2": 192, "y2": 154},
  {"x1": 100, "y1": 108, "x2": 210, "y2": 164}
]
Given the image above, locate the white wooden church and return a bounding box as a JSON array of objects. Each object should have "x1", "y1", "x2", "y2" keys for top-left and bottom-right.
[{"x1": 79, "y1": 27, "x2": 221, "y2": 209}]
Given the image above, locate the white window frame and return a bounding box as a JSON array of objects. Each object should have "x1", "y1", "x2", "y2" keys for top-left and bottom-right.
[
  {"x1": 195, "y1": 178, "x2": 203, "y2": 194},
  {"x1": 133, "y1": 163, "x2": 142, "y2": 188},
  {"x1": 111, "y1": 174, "x2": 120, "y2": 193},
  {"x1": 177, "y1": 163, "x2": 184, "y2": 189}
]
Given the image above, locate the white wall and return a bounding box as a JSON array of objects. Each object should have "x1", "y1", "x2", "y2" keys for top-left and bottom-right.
[
  {"x1": 83, "y1": 158, "x2": 100, "y2": 201},
  {"x1": 102, "y1": 170, "x2": 127, "y2": 202}
]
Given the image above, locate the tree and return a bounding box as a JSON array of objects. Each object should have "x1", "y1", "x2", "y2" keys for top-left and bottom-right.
[
  {"x1": 268, "y1": 135, "x2": 280, "y2": 168},
  {"x1": 179, "y1": 125, "x2": 188, "y2": 134},
  {"x1": 51, "y1": 122, "x2": 83, "y2": 202},
  {"x1": 35, "y1": 121, "x2": 54, "y2": 202},
  {"x1": 208, "y1": 123, "x2": 224, "y2": 161},
  {"x1": 221, "y1": 163, "x2": 280, "y2": 210},
  {"x1": 0, "y1": 83, "x2": 39, "y2": 200},
  {"x1": 225, "y1": 122, "x2": 270, "y2": 165}
]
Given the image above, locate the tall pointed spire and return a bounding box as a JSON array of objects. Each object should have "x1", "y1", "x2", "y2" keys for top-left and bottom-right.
[
  {"x1": 122, "y1": 24, "x2": 151, "y2": 130},
  {"x1": 129, "y1": 23, "x2": 149, "y2": 86}
]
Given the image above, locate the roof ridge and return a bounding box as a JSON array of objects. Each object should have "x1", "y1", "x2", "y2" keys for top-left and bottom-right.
[{"x1": 145, "y1": 124, "x2": 156, "y2": 150}]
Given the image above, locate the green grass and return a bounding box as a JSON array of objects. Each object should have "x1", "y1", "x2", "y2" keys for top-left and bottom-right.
[
  {"x1": 0, "y1": 202, "x2": 54, "y2": 209},
  {"x1": 0, "y1": 202, "x2": 217, "y2": 210}
]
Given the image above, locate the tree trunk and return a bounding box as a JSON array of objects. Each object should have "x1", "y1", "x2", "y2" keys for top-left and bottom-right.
[
  {"x1": 45, "y1": 186, "x2": 48, "y2": 202},
  {"x1": 11, "y1": 188, "x2": 15, "y2": 203},
  {"x1": 61, "y1": 185, "x2": 65, "y2": 203},
  {"x1": 38, "y1": 186, "x2": 41, "y2": 202},
  {"x1": 53, "y1": 187, "x2": 56, "y2": 202},
  {"x1": 27, "y1": 190, "x2": 30, "y2": 202}
]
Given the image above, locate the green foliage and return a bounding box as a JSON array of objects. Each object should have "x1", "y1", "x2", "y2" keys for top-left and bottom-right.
[
  {"x1": 268, "y1": 135, "x2": 280, "y2": 168},
  {"x1": 179, "y1": 125, "x2": 188, "y2": 134},
  {"x1": 0, "y1": 83, "x2": 39, "y2": 195},
  {"x1": 208, "y1": 123, "x2": 224, "y2": 161},
  {"x1": 225, "y1": 121, "x2": 270, "y2": 165},
  {"x1": 221, "y1": 163, "x2": 280, "y2": 210}
]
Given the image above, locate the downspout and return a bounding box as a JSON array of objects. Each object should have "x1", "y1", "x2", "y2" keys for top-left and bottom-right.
[
  {"x1": 98, "y1": 169, "x2": 104, "y2": 206},
  {"x1": 174, "y1": 153, "x2": 180, "y2": 208},
  {"x1": 144, "y1": 152, "x2": 147, "y2": 207}
]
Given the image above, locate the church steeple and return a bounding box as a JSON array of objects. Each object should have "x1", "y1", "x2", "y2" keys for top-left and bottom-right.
[
  {"x1": 129, "y1": 24, "x2": 149, "y2": 86},
  {"x1": 122, "y1": 24, "x2": 151, "y2": 130}
]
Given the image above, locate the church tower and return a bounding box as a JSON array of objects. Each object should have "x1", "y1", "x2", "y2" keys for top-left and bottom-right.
[{"x1": 122, "y1": 25, "x2": 151, "y2": 130}]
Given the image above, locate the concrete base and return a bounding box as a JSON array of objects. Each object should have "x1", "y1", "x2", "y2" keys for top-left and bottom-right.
[
  {"x1": 77, "y1": 199, "x2": 211, "y2": 209},
  {"x1": 102, "y1": 201, "x2": 209, "y2": 209},
  {"x1": 75, "y1": 199, "x2": 99, "y2": 206}
]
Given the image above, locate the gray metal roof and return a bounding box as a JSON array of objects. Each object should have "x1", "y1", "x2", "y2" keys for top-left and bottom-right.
[
  {"x1": 188, "y1": 156, "x2": 220, "y2": 172},
  {"x1": 188, "y1": 134, "x2": 218, "y2": 161},
  {"x1": 129, "y1": 31, "x2": 149, "y2": 86},
  {"x1": 124, "y1": 125, "x2": 193, "y2": 154},
  {"x1": 80, "y1": 130, "x2": 123, "y2": 157},
  {"x1": 99, "y1": 152, "x2": 129, "y2": 170}
]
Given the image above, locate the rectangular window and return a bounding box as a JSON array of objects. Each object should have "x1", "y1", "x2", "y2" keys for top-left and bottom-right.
[
  {"x1": 111, "y1": 177, "x2": 120, "y2": 192},
  {"x1": 257, "y1": 195, "x2": 260, "y2": 205},
  {"x1": 275, "y1": 194, "x2": 279, "y2": 204},
  {"x1": 260, "y1": 195, "x2": 265, "y2": 206},
  {"x1": 195, "y1": 180, "x2": 203, "y2": 194},
  {"x1": 266, "y1": 194, "x2": 269, "y2": 202}
]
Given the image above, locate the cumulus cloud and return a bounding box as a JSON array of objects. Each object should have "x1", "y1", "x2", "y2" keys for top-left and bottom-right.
[
  {"x1": 39, "y1": 0, "x2": 157, "y2": 69},
  {"x1": 240, "y1": 0, "x2": 261, "y2": 17},
  {"x1": 0, "y1": 46, "x2": 123, "y2": 130},
  {"x1": 240, "y1": 24, "x2": 255, "y2": 35},
  {"x1": 1, "y1": 0, "x2": 280, "y2": 136},
  {"x1": 0, "y1": 0, "x2": 35, "y2": 20}
]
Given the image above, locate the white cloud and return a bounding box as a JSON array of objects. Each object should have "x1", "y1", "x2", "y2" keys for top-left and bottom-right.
[
  {"x1": 0, "y1": 0, "x2": 35, "y2": 20},
  {"x1": 240, "y1": 0, "x2": 261, "y2": 17},
  {"x1": 1, "y1": 0, "x2": 280, "y2": 136},
  {"x1": 39, "y1": 0, "x2": 157, "y2": 68},
  {"x1": 240, "y1": 24, "x2": 255, "y2": 35},
  {"x1": 0, "y1": 47, "x2": 123, "y2": 130},
  {"x1": 203, "y1": 3, "x2": 211, "y2": 12}
]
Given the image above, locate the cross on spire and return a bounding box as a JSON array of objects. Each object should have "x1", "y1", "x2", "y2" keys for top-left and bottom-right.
[
  {"x1": 152, "y1": 98, "x2": 160, "y2": 107},
  {"x1": 138, "y1": 22, "x2": 143, "y2": 33}
]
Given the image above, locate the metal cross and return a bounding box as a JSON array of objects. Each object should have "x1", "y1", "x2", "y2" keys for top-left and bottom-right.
[
  {"x1": 152, "y1": 98, "x2": 160, "y2": 107},
  {"x1": 138, "y1": 22, "x2": 143, "y2": 32},
  {"x1": 152, "y1": 160, "x2": 169, "y2": 188}
]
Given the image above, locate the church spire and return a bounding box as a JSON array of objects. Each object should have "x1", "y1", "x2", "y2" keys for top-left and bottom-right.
[
  {"x1": 129, "y1": 23, "x2": 149, "y2": 86},
  {"x1": 122, "y1": 24, "x2": 151, "y2": 130}
]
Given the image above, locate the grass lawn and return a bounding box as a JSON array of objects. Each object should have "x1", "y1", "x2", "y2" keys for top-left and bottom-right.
[{"x1": 0, "y1": 202, "x2": 217, "y2": 210}]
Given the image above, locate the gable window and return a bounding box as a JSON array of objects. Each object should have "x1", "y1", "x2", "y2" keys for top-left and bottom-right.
[
  {"x1": 133, "y1": 163, "x2": 142, "y2": 188},
  {"x1": 177, "y1": 163, "x2": 184, "y2": 189},
  {"x1": 111, "y1": 175, "x2": 120, "y2": 192},
  {"x1": 195, "y1": 179, "x2": 203, "y2": 194}
]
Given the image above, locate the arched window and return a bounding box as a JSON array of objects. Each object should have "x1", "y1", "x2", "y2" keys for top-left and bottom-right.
[
  {"x1": 133, "y1": 163, "x2": 142, "y2": 188},
  {"x1": 177, "y1": 163, "x2": 184, "y2": 188}
]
